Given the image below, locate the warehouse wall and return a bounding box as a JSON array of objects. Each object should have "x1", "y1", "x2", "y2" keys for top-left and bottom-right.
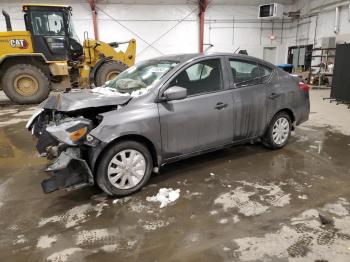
[{"x1": 0, "y1": 0, "x2": 349, "y2": 64}]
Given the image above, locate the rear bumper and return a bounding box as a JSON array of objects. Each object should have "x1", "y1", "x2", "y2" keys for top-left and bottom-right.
[{"x1": 41, "y1": 148, "x2": 94, "y2": 194}]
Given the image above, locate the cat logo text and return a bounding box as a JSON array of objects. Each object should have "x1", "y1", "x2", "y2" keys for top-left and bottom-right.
[{"x1": 9, "y1": 39, "x2": 28, "y2": 49}]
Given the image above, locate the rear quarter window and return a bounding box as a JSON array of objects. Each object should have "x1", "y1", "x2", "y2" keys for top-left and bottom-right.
[{"x1": 259, "y1": 64, "x2": 274, "y2": 83}]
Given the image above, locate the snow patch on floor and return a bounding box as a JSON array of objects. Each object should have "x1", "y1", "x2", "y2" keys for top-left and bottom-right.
[
  {"x1": 214, "y1": 187, "x2": 269, "y2": 216},
  {"x1": 298, "y1": 195, "x2": 308, "y2": 200},
  {"x1": 16, "y1": 108, "x2": 38, "y2": 116},
  {"x1": 239, "y1": 181, "x2": 291, "y2": 207},
  {"x1": 37, "y1": 235, "x2": 58, "y2": 249},
  {"x1": 0, "y1": 109, "x2": 18, "y2": 115},
  {"x1": 13, "y1": 235, "x2": 28, "y2": 245},
  {"x1": 146, "y1": 188, "x2": 180, "y2": 208},
  {"x1": 214, "y1": 181, "x2": 291, "y2": 216},
  {"x1": 141, "y1": 220, "x2": 170, "y2": 231},
  {"x1": 322, "y1": 198, "x2": 349, "y2": 216},
  {"x1": 76, "y1": 229, "x2": 110, "y2": 246},
  {"x1": 232, "y1": 198, "x2": 350, "y2": 261},
  {"x1": 233, "y1": 215, "x2": 240, "y2": 223},
  {"x1": 47, "y1": 248, "x2": 82, "y2": 262},
  {"x1": 0, "y1": 118, "x2": 26, "y2": 127},
  {"x1": 129, "y1": 201, "x2": 149, "y2": 213},
  {"x1": 218, "y1": 218, "x2": 228, "y2": 224},
  {"x1": 101, "y1": 244, "x2": 119, "y2": 252},
  {"x1": 38, "y1": 202, "x2": 109, "y2": 228}
]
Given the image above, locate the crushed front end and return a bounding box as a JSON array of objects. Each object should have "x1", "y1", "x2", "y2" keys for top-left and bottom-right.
[{"x1": 27, "y1": 110, "x2": 98, "y2": 193}]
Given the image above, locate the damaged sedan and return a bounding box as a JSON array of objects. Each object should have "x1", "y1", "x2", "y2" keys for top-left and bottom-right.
[{"x1": 27, "y1": 53, "x2": 310, "y2": 196}]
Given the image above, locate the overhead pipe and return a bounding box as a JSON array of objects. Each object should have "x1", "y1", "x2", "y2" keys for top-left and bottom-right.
[
  {"x1": 334, "y1": 6, "x2": 340, "y2": 34},
  {"x1": 199, "y1": 0, "x2": 208, "y2": 53},
  {"x1": 88, "y1": 0, "x2": 99, "y2": 40}
]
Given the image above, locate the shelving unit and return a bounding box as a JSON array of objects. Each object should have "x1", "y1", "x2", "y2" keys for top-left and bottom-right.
[{"x1": 309, "y1": 47, "x2": 336, "y2": 88}]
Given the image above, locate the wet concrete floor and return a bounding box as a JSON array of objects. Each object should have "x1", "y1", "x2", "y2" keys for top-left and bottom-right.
[{"x1": 0, "y1": 104, "x2": 350, "y2": 262}]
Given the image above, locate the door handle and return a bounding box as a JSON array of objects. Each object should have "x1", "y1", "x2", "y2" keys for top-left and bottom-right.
[
  {"x1": 269, "y1": 93, "x2": 281, "y2": 99},
  {"x1": 215, "y1": 102, "x2": 228, "y2": 110}
]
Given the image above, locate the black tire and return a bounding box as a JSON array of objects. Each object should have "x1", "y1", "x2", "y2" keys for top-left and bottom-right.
[
  {"x1": 94, "y1": 61, "x2": 128, "y2": 87},
  {"x1": 1, "y1": 64, "x2": 50, "y2": 104},
  {"x1": 96, "y1": 140, "x2": 153, "y2": 196},
  {"x1": 263, "y1": 112, "x2": 292, "y2": 149}
]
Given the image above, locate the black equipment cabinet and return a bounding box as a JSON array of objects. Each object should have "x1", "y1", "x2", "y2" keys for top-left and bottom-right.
[{"x1": 331, "y1": 44, "x2": 350, "y2": 102}]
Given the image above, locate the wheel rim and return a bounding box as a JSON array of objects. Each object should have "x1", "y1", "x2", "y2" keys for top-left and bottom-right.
[
  {"x1": 14, "y1": 75, "x2": 39, "y2": 97},
  {"x1": 107, "y1": 149, "x2": 146, "y2": 190},
  {"x1": 106, "y1": 71, "x2": 119, "y2": 81},
  {"x1": 272, "y1": 117, "x2": 290, "y2": 145}
]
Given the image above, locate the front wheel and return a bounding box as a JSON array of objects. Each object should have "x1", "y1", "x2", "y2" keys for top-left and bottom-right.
[
  {"x1": 94, "y1": 61, "x2": 128, "y2": 87},
  {"x1": 1, "y1": 64, "x2": 50, "y2": 104},
  {"x1": 96, "y1": 140, "x2": 153, "y2": 196},
  {"x1": 263, "y1": 112, "x2": 292, "y2": 149}
]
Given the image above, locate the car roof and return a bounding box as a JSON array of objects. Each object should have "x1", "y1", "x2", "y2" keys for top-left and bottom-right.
[{"x1": 151, "y1": 53, "x2": 275, "y2": 67}]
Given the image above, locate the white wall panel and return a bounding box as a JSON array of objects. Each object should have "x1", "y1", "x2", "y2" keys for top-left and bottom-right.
[{"x1": 0, "y1": 0, "x2": 349, "y2": 64}]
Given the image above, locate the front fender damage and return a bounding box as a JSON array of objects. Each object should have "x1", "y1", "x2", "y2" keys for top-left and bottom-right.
[{"x1": 42, "y1": 148, "x2": 94, "y2": 193}]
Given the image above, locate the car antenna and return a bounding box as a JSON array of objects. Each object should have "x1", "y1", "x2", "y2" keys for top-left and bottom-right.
[
  {"x1": 234, "y1": 47, "x2": 240, "y2": 54},
  {"x1": 204, "y1": 43, "x2": 214, "y2": 52}
]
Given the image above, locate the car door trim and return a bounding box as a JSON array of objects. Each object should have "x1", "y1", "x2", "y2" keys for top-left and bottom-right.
[{"x1": 161, "y1": 136, "x2": 259, "y2": 165}]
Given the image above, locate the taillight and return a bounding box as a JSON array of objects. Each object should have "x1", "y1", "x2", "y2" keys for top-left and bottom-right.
[{"x1": 298, "y1": 82, "x2": 310, "y2": 92}]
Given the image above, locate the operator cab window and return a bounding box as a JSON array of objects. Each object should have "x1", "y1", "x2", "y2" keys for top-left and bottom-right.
[
  {"x1": 30, "y1": 11, "x2": 65, "y2": 36},
  {"x1": 170, "y1": 59, "x2": 223, "y2": 96}
]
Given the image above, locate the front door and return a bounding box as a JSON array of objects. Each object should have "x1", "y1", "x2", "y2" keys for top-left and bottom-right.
[
  {"x1": 228, "y1": 58, "x2": 271, "y2": 140},
  {"x1": 158, "y1": 58, "x2": 233, "y2": 160}
]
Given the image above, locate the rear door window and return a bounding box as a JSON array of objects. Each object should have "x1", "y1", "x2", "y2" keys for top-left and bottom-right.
[{"x1": 229, "y1": 59, "x2": 260, "y2": 87}]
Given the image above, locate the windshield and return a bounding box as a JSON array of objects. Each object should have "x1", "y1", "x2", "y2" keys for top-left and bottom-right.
[
  {"x1": 105, "y1": 60, "x2": 179, "y2": 94},
  {"x1": 30, "y1": 11, "x2": 65, "y2": 36}
]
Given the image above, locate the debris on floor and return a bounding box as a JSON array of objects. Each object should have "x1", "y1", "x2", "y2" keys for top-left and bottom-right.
[{"x1": 146, "y1": 188, "x2": 180, "y2": 208}]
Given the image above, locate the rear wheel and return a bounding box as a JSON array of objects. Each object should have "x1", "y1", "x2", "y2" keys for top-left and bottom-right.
[
  {"x1": 1, "y1": 64, "x2": 50, "y2": 104},
  {"x1": 94, "y1": 61, "x2": 128, "y2": 87},
  {"x1": 96, "y1": 140, "x2": 153, "y2": 196},
  {"x1": 263, "y1": 112, "x2": 291, "y2": 149}
]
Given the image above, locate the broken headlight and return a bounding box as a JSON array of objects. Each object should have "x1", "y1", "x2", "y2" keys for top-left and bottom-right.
[{"x1": 46, "y1": 118, "x2": 92, "y2": 146}]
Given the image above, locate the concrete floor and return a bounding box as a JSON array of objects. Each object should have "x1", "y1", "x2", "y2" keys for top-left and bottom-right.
[{"x1": 0, "y1": 90, "x2": 350, "y2": 262}]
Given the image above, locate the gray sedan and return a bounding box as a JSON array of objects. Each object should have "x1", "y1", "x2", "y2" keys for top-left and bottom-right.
[{"x1": 27, "y1": 53, "x2": 310, "y2": 196}]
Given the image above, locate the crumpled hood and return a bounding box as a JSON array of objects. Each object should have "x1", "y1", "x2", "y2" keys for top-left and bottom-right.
[{"x1": 40, "y1": 89, "x2": 131, "y2": 112}]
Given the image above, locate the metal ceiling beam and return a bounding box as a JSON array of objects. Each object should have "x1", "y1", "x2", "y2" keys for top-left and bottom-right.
[{"x1": 88, "y1": 0, "x2": 99, "y2": 40}]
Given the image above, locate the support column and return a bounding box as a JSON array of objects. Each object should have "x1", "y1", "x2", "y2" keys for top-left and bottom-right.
[
  {"x1": 88, "y1": 0, "x2": 99, "y2": 40},
  {"x1": 199, "y1": 0, "x2": 208, "y2": 53}
]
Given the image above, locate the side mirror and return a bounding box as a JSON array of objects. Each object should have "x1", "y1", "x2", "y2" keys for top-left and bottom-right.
[{"x1": 162, "y1": 86, "x2": 187, "y2": 101}]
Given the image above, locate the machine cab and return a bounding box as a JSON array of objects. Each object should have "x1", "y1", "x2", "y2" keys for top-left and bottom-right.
[{"x1": 23, "y1": 4, "x2": 83, "y2": 61}]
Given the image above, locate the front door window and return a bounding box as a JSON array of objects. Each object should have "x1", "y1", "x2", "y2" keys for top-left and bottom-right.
[{"x1": 170, "y1": 59, "x2": 223, "y2": 96}]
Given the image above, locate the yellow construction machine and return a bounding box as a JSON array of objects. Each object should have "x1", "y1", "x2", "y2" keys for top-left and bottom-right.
[{"x1": 0, "y1": 4, "x2": 136, "y2": 104}]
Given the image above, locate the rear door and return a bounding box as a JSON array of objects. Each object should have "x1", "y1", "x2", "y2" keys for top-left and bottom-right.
[
  {"x1": 226, "y1": 57, "x2": 270, "y2": 140},
  {"x1": 158, "y1": 57, "x2": 234, "y2": 160}
]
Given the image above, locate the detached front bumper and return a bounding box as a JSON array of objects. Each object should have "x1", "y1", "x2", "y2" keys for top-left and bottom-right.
[{"x1": 41, "y1": 148, "x2": 94, "y2": 194}]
